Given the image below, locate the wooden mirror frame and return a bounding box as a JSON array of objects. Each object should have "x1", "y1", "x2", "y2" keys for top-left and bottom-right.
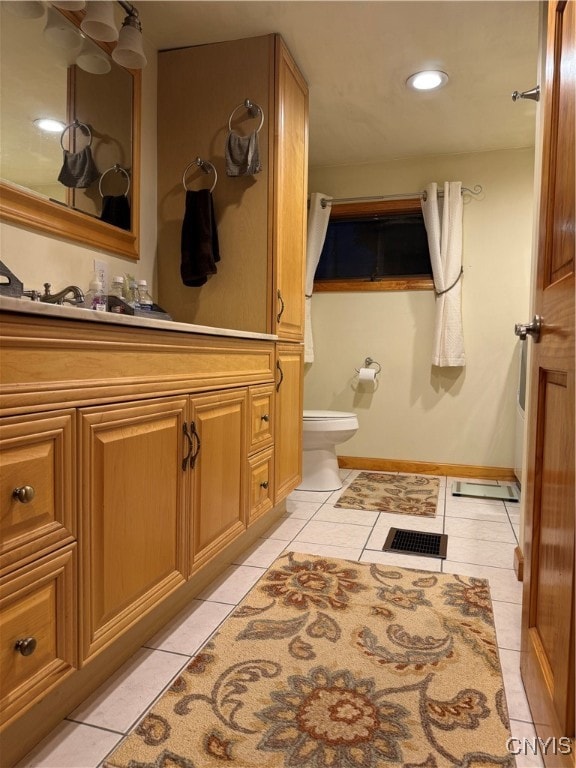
[{"x1": 0, "y1": 9, "x2": 141, "y2": 260}]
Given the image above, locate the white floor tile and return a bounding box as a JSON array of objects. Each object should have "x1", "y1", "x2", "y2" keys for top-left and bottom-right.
[
  {"x1": 288, "y1": 489, "x2": 333, "y2": 503},
  {"x1": 145, "y1": 599, "x2": 233, "y2": 655},
  {"x1": 68, "y1": 648, "x2": 187, "y2": 732},
  {"x1": 294, "y1": 519, "x2": 371, "y2": 548},
  {"x1": 195, "y1": 564, "x2": 266, "y2": 604},
  {"x1": 445, "y1": 497, "x2": 510, "y2": 521},
  {"x1": 442, "y1": 560, "x2": 522, "y2": 604},
  {"x1": 232, "y1": 536, "x2": 289, "y2": 567},
  {"x1": 262, "y1": 515, "x2": 309, "y2": 541},
  {"x1": 446, "y1": 535, "x2": 516, "y2": 568},
  {"x1": 284, "y1": 542, "x2": 363, "y2": 561},
  {"x1": 498, "y1": 648, "x2": 533, "y2": 722},
  {"x1": 312, "y1": 504, "x2": 379, "y2": 526},
  {"x1": 445, "y1": 516, "x2": 516, "y2": 543},
  {"x1": 492, "y1": 600, "x2": 522, "y2": 650},
  {"x1": 509, "y1": 720, "x2": 546, "y2": 768},
  {"x1": 14, "y1": 721, "x2": 122, "y2": 768},
  {"x1": 359, "y1": 549, "x2": 443, "y2": 572},
  {"x1": 284, "y1": 499, "x2": 322, "y2": 519}
]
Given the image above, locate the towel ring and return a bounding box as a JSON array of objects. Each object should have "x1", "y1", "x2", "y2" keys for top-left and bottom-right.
[
  {"x1": 98, "y1": 164, "x2": 130, "y2": 198},
  {"x1": 227, "y1": 99, "x2": 264, "y2": 134},
  {"x1": 60, "y1": 119, "x2": 92, "y2": 150},
  {"x1": 182, "y1": 157, "x2": 217, "y2": 193}
]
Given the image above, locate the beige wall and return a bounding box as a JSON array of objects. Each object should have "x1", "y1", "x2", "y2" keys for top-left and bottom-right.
[
  {"x1": 0, "y1": 42, "x2": 158, "y2": 298},
  {"x1": 306, "y1": 148, "x2": 535, "y2": 469}
]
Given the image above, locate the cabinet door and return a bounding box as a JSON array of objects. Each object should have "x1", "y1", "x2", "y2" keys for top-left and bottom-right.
[
  {"x1": 272, "y1": 37, "x2": 309, "y2": 340},
  {"x1": 0, "y1": 545, "x2": 77, "y2": 728},
  {"x1": 0, "y1": 411, "x2": 75, "y2": 572},
  {"x1": 189, "y1": 389, "x2": 247, "y2": 573},
  {"x1": 274, "y1": 344, "x2": 303, "y2": 500},
  {"x1": 79, "y1": 398, "x2": 188, "y2": 663}
]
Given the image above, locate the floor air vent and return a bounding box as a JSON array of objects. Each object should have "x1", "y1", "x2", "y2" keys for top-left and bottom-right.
[{"x1": 383, "y1": 528, "x2": 448, "y2": 559}]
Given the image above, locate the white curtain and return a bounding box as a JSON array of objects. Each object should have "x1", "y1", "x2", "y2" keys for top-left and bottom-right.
[
  {"x1": 421, "y1": 181, "x2": 465, "y2": 367},
  {"x1": 305, "y1": 192, "x2": 332, "y2": 363}
]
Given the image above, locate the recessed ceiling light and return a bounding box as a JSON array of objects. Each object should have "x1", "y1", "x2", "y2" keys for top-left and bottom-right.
[
  {"x1": 34, "y1": 118, "x2": 66, "y2": 133},
  {"x1": 406, "y1": 70, "x2": 449, "y2": 91}
]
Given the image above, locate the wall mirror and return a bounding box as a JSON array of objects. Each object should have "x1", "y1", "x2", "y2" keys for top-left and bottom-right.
[{"x1": 0, "y1": 4, "x2": 140, "y2": 259}]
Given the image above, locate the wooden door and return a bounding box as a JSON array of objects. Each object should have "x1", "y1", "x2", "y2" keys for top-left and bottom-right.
[
  {"x1": 188, "y1": 389, "x2": 247, "y2": 574},
  {"x1": 79, "y1": 398, "x2": 188, "y2": 663},
  {"x1": 274, "y1": 343, "x2": 303, "y2": 500},
  {"x1": 272, "y1": 37, "x2": 309, "y2": 340},
  {"x1": 520, "y1": 2, "x2": 575, "y2": 765}
]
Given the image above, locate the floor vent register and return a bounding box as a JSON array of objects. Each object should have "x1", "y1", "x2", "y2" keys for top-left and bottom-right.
[{"x1": 383, "y1": 528, "x2": 448, "y2": 559}]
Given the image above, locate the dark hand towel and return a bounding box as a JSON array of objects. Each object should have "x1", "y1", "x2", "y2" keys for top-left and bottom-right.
[
  {"x1": 58, "y1": 146, "x2": 99, "y2": 188},
  {"x1": 180, "y1": 189, "x2": 220, "y2": 287},
  {"x1": 225, "y1": 130, "x2": 262, "y2": 176},
  {"x1": 101, "y1": 195, "x2": 131, "y2": 231}
]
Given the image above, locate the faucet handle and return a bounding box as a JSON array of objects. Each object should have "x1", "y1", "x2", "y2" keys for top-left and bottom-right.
[{"x1": 43, "y1": 283, "x2": 52, "y2": 297}]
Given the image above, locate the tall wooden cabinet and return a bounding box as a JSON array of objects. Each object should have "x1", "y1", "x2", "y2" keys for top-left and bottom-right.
[{"x1": 157, "y1": 34, "x2": 308, "y2": 339}]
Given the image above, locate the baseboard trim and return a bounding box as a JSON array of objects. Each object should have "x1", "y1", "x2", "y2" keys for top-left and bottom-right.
[
  {"x1": 514, "y1": 545, "x2": 524, "y2": 582},
  {"x1": 337, "y1": 456, "x2": 516, "y2": 482}
]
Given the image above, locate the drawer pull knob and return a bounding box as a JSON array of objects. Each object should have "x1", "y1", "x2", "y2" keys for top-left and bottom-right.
[
  {"x1": 13, "y1": 485, "x2": 35, "y2": 504},
  {"x1": 15, "y1": 637, "x2": 37, "y2": 656},
  {"x1": 260, "y1": 481, "x2": 269, "y2": 489},
  {"x1": 260, "y1": 414, "x2": 269, "y2": 422}
]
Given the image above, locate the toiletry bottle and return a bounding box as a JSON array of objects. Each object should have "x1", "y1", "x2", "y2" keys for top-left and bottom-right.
[
  {"x1": 84, "y1": 275, "x2": 106, "y2": 311},
  {"x1": 136, "y1": 279, "x2": 153, "y2": 310},
  {"x1": 109, "y1": 276, "x2": 124, "y2": 299}
]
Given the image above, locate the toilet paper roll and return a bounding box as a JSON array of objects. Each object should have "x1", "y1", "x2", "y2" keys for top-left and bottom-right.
[{"x1": 358, "y1": 367, "x2": 376, "y2": 383}]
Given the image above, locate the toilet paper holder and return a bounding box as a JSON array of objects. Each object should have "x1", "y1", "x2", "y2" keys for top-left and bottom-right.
[{"x1": 355, "y1": 357, "x2": 381, "y2": 377}]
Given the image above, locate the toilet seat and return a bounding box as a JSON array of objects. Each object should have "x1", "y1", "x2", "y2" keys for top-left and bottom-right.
[
  {"x1": 303, "y1": 410, "x2": 359, "y2": 433},
  {"x1": 304, "y1": 410, "x2": 357, "y2": 420}
]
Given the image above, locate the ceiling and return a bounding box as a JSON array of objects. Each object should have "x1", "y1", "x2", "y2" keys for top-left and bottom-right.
[{"x1": 138, "y1": 0, "x2": 541, "y2": 168}]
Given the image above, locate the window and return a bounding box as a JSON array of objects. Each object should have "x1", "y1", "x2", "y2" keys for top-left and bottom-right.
[{"x1": 314, "y1": 198, "x2": 434, "y2": 292}]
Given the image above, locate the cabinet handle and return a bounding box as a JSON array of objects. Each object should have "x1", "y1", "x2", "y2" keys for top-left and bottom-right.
[
  {"x1": 260, "y1": 414, "x2": 269, "y2": 422},
  {"x1": 260, "y1": 481, "x2": 269, "y2": 489},
  {"x1": 15, "y1": 637, "x2": 37, "y2": 656},
  {"x1": 12, "y1": 485, "x2": 35, "y2": 504},
  {"x1": 276, "y1": 361, "x2": 284, "y2": 392},
  {"x1": 182, "y1": 423, "x2": 193, "y2": 470},
  {"x1": 189, "y1": 421, "x2": 201, "y2": 469},
  {"x1": 276, "y1": 289, "x2": 285, "y2": 323}
]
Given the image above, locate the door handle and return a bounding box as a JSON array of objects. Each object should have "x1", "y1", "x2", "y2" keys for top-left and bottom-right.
[
  {"x1": 276, "y1": 289, "x2": 285, "y2": 323},
  {"x1": 276, "y1": 360, "x2": 284, "y2": 392},
  {"x1": 189, "y1": 421, "x2": 201, "y2": 468},
  {"x1": 514, "y1": 314, "x2": 542, "y2": 342}
]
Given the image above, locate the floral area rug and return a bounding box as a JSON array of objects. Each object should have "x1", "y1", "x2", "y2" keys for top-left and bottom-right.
[
  {"x1": 105, "y1": 552, "x2": 514, "y2": 768},
  {"x1": 335, "y1": 472, "x2": 440, "y2": 517}
]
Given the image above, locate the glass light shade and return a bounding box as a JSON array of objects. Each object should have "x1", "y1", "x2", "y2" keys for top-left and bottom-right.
[
  {"x1": 406, "y1": 70, "x2": 449, "y2": 91},
  {"x1": 44, "y1": 7, "x2": 83, "y2": 49},
  {"x1": 112, "y1": 20, "x2": 147, "y2": 69},
  {"x1": 51, "y1": 1, "x2": 86, "y2": 9},
  {"x1": 3, "y1": 1, "x2": 44, "y2": 18},
  {"x1": 76, "y1": 39, "x2": 111, "y2": 74},
  {"x1": 81, "y1": 1, "x2": 118, "y2": 43}
]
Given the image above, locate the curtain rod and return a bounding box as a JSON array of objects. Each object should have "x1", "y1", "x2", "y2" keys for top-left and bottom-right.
[{"x1": 320, "y1": 185, "x2": 483, "y2": 208}]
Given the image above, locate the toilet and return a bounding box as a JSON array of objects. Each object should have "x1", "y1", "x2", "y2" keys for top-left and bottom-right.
[{"x1": 298, "y1": 410, "x2": 359, "y2": 492}]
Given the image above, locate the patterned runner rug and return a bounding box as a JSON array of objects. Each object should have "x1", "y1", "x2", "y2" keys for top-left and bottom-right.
[
  {"x1": 105, "y1": 552, "x2": 514, "y2": 768},
  {"x1": 335, "y1": 472, "x2": 440, "y2": 516}
]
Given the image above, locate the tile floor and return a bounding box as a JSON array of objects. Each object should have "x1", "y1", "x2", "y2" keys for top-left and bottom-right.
[{"x1": 16, "y1": 471, "x2": 543, "y2": 768}]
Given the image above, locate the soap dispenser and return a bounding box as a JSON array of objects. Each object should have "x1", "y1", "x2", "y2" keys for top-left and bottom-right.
[{"x1": 84, "y1": 273, "x2": 106, "y2": 311}]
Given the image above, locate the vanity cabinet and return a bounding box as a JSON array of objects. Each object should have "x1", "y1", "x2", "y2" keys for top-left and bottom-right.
[
  {"x1": 78, "y1": 398, "x2": 188, "y2": 663},
  {"x1": 157, "y1": 34, "x2": 308, "y2": 339},
  {"x1": 0, "y1": 310, "x2": 299, "y2": 764},
  {"x1": 275, "y1": 344, "x2": 304, "y2": 500}
]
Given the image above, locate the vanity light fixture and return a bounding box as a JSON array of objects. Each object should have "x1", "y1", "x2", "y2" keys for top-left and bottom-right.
[
  {"x1": 111, "y1": 2, "x2": 147, "y2": 69},
  {"x1": 44, "y1": 6, "x2": 83, "y2": 49},
  {"x1": 76, "y1": 37, "x2": 112, "y2": 74},
  {"x1": 406, "y1": 70, "x2": 449, "y2": 91},
  {"x1": 80, "y1": 1, "x2": 118, "y2": 42},
  {"x1": 33, "y1": 118, "x2": 67, "y2": 133}
]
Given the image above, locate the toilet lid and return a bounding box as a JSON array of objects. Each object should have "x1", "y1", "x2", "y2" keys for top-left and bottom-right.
[{"x1": 303, "y1": 410, "x2": 357, "y2": 420}]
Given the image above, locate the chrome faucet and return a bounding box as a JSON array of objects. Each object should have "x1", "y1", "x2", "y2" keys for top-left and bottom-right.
[{"x1": 40, "y1": 283, "x2": 85, "y2": 306}]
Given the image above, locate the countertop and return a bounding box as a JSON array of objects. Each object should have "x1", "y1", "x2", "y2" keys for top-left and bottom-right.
[{"x1": 0, "y1": 296, "x2": 277, "y2": 342}]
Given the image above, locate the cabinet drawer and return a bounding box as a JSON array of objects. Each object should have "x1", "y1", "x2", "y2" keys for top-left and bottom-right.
[
  {"x1": 247, "y1": 448, "x2": 274, "y2": 524},
  {"x1": 0, "y1": 544, "x2": 77, "y2": 728},
  {"x1": 248, "y1": 385, "x2": 274, "y2": 454},
  {"x1": 0, "y1": 412, "x2": 75, "y2": 572}
]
